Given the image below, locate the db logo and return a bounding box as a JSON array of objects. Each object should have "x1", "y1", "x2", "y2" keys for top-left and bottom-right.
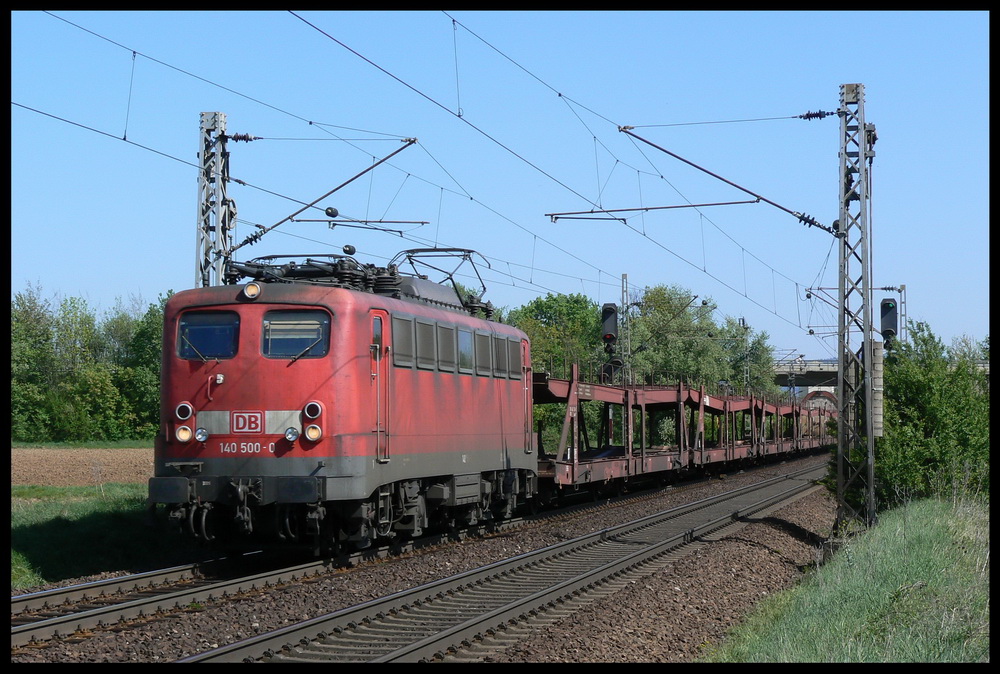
[{"x1": 232, "y1": 411, "x2": 264, "y2": 434}]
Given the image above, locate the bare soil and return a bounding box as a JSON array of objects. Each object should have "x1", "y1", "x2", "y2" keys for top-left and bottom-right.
[{"x1": 10, "y1": 447, "x2": 154, "y2": 486}]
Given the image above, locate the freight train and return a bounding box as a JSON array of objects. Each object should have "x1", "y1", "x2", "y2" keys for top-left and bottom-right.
[{"x1": 148, "y1": 247, "x2": 833, "y2": 554}]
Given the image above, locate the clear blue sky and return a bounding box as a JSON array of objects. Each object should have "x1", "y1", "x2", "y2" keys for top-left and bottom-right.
[{"x1": 11, "y1": 10, "x2": 989, "y2": 360}]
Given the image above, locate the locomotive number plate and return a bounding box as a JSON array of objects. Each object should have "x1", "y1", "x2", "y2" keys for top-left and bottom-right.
[{"x1": 218, "y1": 441, "x2": 277, "y2": 454}]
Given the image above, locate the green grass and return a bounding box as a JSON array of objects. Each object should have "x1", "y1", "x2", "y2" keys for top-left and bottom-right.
[
  {"x1": 699, "y1": 496, "x2": 990, "y2": 663},
  {"x1": 11, "y1": 483, "x2": 203, "y2": 592}
]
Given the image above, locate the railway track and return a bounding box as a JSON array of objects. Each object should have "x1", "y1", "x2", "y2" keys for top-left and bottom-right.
[
  {"x1": 11, "y1": 523, "x2": 513, "y2": 651},
  {"x1": 11, "y1": 456, "x2": 823, "y2": 655},
  {"x1": 178, "y1": 464, "x2": 825, "y2": 663},
  {"x1": 9, "y1": 483, "x2": 683, "y2": 651},
  {"x1": 9, "y1": 500, "x2": 578, "y2": 648},
  {"x1": 11, "y1": 552, "x2": 323, "y2": 649}
]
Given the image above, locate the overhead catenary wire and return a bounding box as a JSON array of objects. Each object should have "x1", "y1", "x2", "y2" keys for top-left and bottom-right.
[
  {"x1": 12, "y1": 98, "x2": 582, "y2": 301},
  {"x1": 439, "y1": 28, "x2": 826, "y2": 329},
  {"x1": 620, "y1": 126, "x2": 837, "y2": 236},
  {"x1": 198, "y1": 10, "x2": 623, "y2": 289},
  {"x1": 23, "y1": 13, "x2": 609, "y2": 298},
  {"x1": 288, "y1": 11, "x2": 600, "y2": 211},
  {"x1": 545, "y1": 199, "x2": 761, "y2": 221},
  {"x1": 41, "y1": 9, "x2": 822, "y2": 312},
  {"x1": 628, "y1": 109, "x2": 835, "y2": 128},
  {"x1": 123, "y1": 50, "x2": 137, "y2": 140},
  {"x1": 27, "y1": 11, "x2": 835, "y2": 339},
  {"x1": 293, "y1": 9, "x2": 808, "y2": 310},
  {"x1": 439, "y1": 11, "x2": 835, "y2": 337}
]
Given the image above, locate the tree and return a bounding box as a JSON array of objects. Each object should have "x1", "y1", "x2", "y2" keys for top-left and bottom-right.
[
  {"x1": 100, "y1": 293, "x2": 147, "y2": 366},
  {"x1": 11, "y1": 283, "x2": 57, "y2": 441},
  {"x1": 117, "y1": 293, "x2": 170, "y2": 437},
  {"x1": 624, "y1": 285, "x2": 778, "y2": 395},
  {"x1": 949, "y1": 333, "x2": 988, "y2": 362},
  {"x1": 878, "y1": 321, "x2": 989, "y2": 504},
  {"x1": 507, "y1": 293, "x2": 602, "y2": 454},
  {"x1": 47, "y1": 363, "x2": 136, "y2": 441},
  {"x1": 52, "y1": 295, "x2": 101, "y2": 371},
  {"x1": 628, "y1": 284, "x2": 711, "y2": 384},
  {"x1": 10, "y1": 285, "x2": 170, "y2": 443},
  {"x1": 506, "y1": 293, "x2": 601, "y2": 378}
]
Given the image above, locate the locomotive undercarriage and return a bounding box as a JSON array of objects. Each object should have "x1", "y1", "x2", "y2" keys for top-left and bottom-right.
[{"x1": 162, "y1": 469, "x2": 538, "y2": 554}]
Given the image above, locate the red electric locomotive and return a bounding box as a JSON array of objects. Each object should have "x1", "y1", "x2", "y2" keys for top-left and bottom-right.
[{"x1": 148, "y1": 248, "x2": 536, "y2": 553}]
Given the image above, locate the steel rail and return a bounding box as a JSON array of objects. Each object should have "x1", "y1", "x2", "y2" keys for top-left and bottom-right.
[
  {"x1": 181, "y1": 465, "x2": 824, "y2": 662},
  {"x1": 10, "y1": 553, "x2": 338, "y2": 648},
  {"x1": 12, "y1": 563, "x2": 205, "y2": 617},
  {"x1": 11, "y1": 509, "x2": 559, "y2": 648}
]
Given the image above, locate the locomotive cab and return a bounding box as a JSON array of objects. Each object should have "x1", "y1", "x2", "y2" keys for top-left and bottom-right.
[{"x1": 149, "y1": 250, "x2": 537, "y2": 553}]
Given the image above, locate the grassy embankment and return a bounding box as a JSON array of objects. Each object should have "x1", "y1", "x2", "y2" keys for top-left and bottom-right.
[{"x1": 699, "y1": 495, "x2": 989, "y2": 663}]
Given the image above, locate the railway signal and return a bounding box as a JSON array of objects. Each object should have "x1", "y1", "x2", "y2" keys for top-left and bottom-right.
[
  {"x1": 601, "y1": 303, "x2": 619, "y2": 354},
  {"x1": 880, "y1": 298, "x2": 898, "y2": 345}
]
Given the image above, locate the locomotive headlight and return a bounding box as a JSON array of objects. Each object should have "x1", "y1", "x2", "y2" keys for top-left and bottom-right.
[
  {"x1": 175, "y1": 402, "x2": 194, "y2": 420},
  {"x1": 303, "y1": 401, "x2": 323, "y2": 419},
  {"x1": 242, "y1": 282, "x2": 262, "y2": 300},
  {"x1": 195, "y1": 427, "x2": 209, "y2": 443},
  {"x1": 176, "y1": 426, "x2": 193, "y2": 443},
  {"x1": 284, "y1": 427, "x2": 300, "y2": 442},
  {"x1": 304, "y1": 424, "x2": 323, "y2": 442}
]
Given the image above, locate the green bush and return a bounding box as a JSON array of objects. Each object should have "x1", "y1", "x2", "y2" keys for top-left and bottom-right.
[
  {"x1": 877, "y1": 322, "x2": 989, "y2": 504},
  {"x1": 10, "y1": 286, "x2": 167, "y2": 443}
]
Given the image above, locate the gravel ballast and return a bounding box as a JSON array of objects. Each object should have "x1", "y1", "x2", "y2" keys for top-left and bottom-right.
[{"x1": 11, "y1": 449, "x2": 836, "y2": 663}]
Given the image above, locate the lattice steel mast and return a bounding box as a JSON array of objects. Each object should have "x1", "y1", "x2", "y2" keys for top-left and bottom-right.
[
  {"x1": 195, "y1": 112, "x2": 237, "y2": 287},
  {"x1": 836, "y1": 83, "x2": 879, "y2": 528}
]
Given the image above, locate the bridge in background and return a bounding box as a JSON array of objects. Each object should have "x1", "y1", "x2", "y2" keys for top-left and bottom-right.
[
  {"x1": 773, "y1": 359, "x2": 838, "y2": 395},
  {"x1": 773, "y1": 358, "x2": 989, "y2": 396}
]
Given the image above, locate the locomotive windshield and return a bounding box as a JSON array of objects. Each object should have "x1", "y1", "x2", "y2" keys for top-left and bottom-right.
[
  {"x1": 262, "y1": 310, "x2": 330, "y2": 360},
  {"x1": 178, "y1": 311, "x2": 240, "y2": 360}
]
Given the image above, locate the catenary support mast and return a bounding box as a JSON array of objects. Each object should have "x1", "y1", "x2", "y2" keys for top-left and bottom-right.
[
  {"x1": 836, "y1": 84, "x2": 878, "y2": 528},
  {"x1": 196, "y1": 112, "x2": 237, "y2": 287}
]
